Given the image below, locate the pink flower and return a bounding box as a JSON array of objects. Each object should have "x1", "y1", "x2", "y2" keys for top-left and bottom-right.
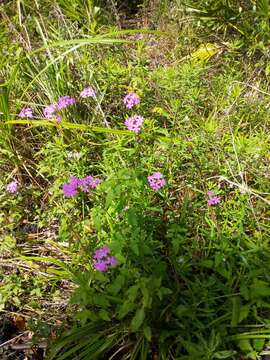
[
  {"x1": 107, "y1": 256, "x2": 118, "y2": 268},
  {"x1": 123, "y1": 93, "x2": 140, "y2": 109},
  {"x1": 62, "y1": 175, "x2": 101, "y2": 197},
  {"x1": 78, "y1": 176, "x2": 102, "y2": 193},
  {"x1": 44, "y1": 104, "x2": 58, "y2": 119},
  {"x1": 57, "y1": 96, "x2": 76, "y2": 109},
  {"x1": 207, "y1": 191, "x2": 221, "y2": 206},
  {"x1": 93, "y1": 261, "x2": 109, "y2": 272},
  {"x1": 94, "y1": 246, "x2": 110, "y2": 260},
  {"x1": 147, "y1": 172, "x2": 166, "y2": 191},
  {"x1": 93, "y1": 246, "x2": 118, "y2": 272},
  {"x1": 6, "y1": 180, "x2": 18, "y2": 193},
  {"x1": 124, "y1": 115, "x2": 144, "y2": 133},
  {"x1": 62, "y1": 176, "x2": 79, "y2": 197},
  {"x1": 19, "y1": 107, "x2": 33, "y2": 118},
  {"x1": 80, "y1": 86, "x2": 96, "y2": 98}
]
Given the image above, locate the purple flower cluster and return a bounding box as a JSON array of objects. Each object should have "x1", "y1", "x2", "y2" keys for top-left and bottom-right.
[
  {"x1": 63, "y1": 176, "x2": 79, "y2": 197},
  {"x1": 57, "y1": 96, "x2": 76, "y2": 109},
  {"x1": 80, "y1": 86, "x2": 96, "y2": 98},
  {"x1": 207, "y1": 191, "x2": 221, "y2": 206},
  {"x1": 6, "y1": 180, "x2": 18, "y2": 193},
  {"x1": 124, "y1": 115, "x2": 144, "y2": 133},
  {"x1": 63, "y1": 175, "x2": 101, "y2": 197},
  {"x1": 44, "y1": 104, "x2": 59, "y2": 120},
  {"x1": 93, "y1": 246, "x2": 117, "y2": 272},
  {"x1": 123, "y1": 93, "x2": 140, "y2": 109},
  {"x1": 147, "y1": 172, "x2": 166, "y2": 191},
  {"x1": 43, "y1": 96, "x2": 75, "y2": 120},
  {"x1": 19, "y1": 107, "x2": 33, "y2": 118}
]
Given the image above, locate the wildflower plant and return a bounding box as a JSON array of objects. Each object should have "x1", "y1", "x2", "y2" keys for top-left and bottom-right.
[{"x1": 2, "y1": 3, "x2": 270, "y2": 360}]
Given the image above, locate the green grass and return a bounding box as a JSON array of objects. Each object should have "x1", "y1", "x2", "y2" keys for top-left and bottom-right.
[{"x1": 0, "y1": 1, "x2": 270, "y2": 359}]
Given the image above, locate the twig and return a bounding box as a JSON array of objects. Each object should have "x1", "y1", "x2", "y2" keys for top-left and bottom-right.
[
  {"x1": 207, "y1": 175, "x2": 270, "y2": 205},
  {"x1": 11, "y1": 341, "x2": 47, "y2": 350},
  {"x1": 0, "y1": 332, "x2": 28, "y2": 349},
  {"x1": 232, "y1": 80, "x2": 270, "y2": 97}
]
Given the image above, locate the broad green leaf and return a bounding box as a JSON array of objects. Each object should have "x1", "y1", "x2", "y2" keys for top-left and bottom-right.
[
  {"x1": 251, "y1": 281, "x2": 270, "y2": 297},
  {"x1": 131, "y1": 307, "x2": 145, "y2": 331},
  {"x1": 108, "y1": 274, "x2": 125, "y2": 295},
  {"x1": 238, "y1": 339, "x2": 253, "y2": 352},
  {"x1": 239, "y1": 304, "x2": 250, "y2": 323},
  {"x1": 143, "y1": 326, "x2": 152, "y2": 342},
  {"x1": 118, "y1": 300, "x2": 134, "y2": 319},
  {"x1": 253, "y1": 338, "x2": 265, "y2": 351}
]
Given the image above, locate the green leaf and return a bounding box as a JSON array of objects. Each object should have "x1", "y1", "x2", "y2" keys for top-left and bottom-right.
[
  {"x1": 231, "y1": 296, "x2": 241, "y2": 326},
  {"x1": 238, "y1": 339, "x2": 253, "y2": 352},
  {"x1": 131, "y1": 307, "x2": 145, "y2": 332},
  {"x1": 252, "y1": 338, "x2": 265, "y2": 351},
  {"x1": 130, "y1": 241, "x2": 139, "y2": 256},
  {"x1": 93, "y1": 295, "x2": 109, "y2": 307},
  {"x1": 108, "y1": 274, "x2": 125, "y2": 295},
  {"x1": 190, "y1": 43, "x2": 220, "y2": 63},
  {"x1": 214, "y1": 350, "x2": 237, "y2": 359},
  {"x1": 98, "y1": 309, "x2": 111, "y2": 321},
  {"x1": 239, "y1": 304, "x2": 250, "y2": 323},
  {"x1": 5, "y1": 120, "x2": 135, "y2": 136},
  {"x1": 143, "y1": 326, "x2": 152, "y2": 342},
  {"x1": 118, "y1": 300, "x2": 134, "y2": 319},
  {"x1": 251, "y1": 281, "x2": 270, "y2": 297}
]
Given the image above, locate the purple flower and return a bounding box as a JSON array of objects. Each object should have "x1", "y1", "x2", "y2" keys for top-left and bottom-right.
[
  {"x1": 124, "y1": 115, "x2": 144, "y2": 133},
  {"x1": 62, "y1": 175, "x2": 101, "y2": 197},
  {"x1": 80, "y1": 86, "x2": 96, "y2": 98},
  {"x1": 123, "y1": 93, "x2": 140, "y2": 109},
  {"x1": 63, "y1": 176, "x2": 79, "y2": 197},
  {"x1": 78, "y1": 176, "x2": 102, "y2": 193},
  {"x1": 107, "y1": 256, "x2": 118, "y2": 268},
  {"x1": 6, "y1": 180, "x2": 18, "y2": 193},
  {"x1": 44, "y1": 104, "x2": 58, "y2": 119},
  {"x1": 147, "y1": 172, "x2": 166, "y2": 191},
  {"x1": 207, "y1": 191, "x2": 221, "y2": 206},
  {"x1": 93, "y1": 246, "x2": 118, "y2": 272},
  {"x1": 89, "y1": 178, "x2": 102, "y2": 188},
  {"x1": 57, "y1": 96, "x2": 76, "y2": 109},
  {"x1": 19, "y1": 107, "x2": 33, "y2": 118},
  {"x1": 94, "y1": 246, "x2": 110, "y2": 260},
  {"x1": 55, "y1": 114, "x2": 62, "y2": 122},
  {"x1": 63, "y1": 183, "x2": 77, "y2": 197},
  {"x1": 93, "y1": 261, "x2": 109, "y2": 272}
]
